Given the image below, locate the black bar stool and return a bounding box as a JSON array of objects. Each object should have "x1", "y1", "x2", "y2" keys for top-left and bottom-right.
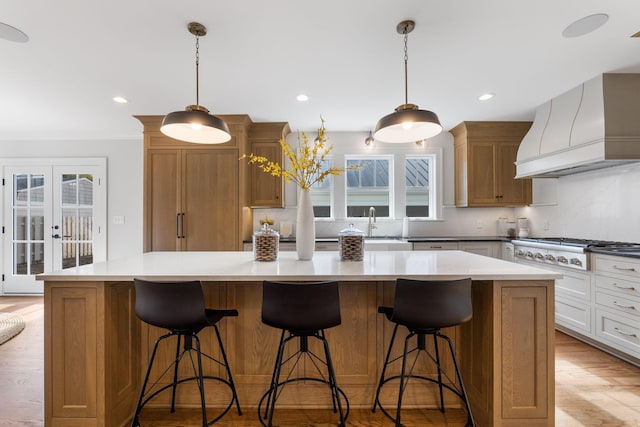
[
  {"x1": 258, "y1": 280, "x2": 349, "y2": 427},
  {"x1": 372, "y1": 278, "x2": 475, "y2": 427},
  {"x1": 131, "y1": 279, "x2": 242, "y2": 427}
]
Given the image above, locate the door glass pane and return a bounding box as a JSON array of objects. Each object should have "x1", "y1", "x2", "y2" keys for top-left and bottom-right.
[
  {"x1": 62, "y1": 242, "x2": 76, "y2": 269},
  {"x1": 59, "y1": 174, "x2": 94, "y2": 269},
  {"x1": 13, "y1": 208, "x2": 28, "y2": 240},
  {"x1": 31, "y1": 243, "x2": 45, "y2": 274},
  {"x1": 13, "y1": 174, "x2": 28, "y2": 206},
  {"x1": 30, "y1": 174, "x2": 45, "y2": 204},
  {"x1": 13, "y1": 242, "x2": 27, "y2": 274},
  {"x1": 62, "y1": 174, "x2": 77, "y2": 205},
  {"x1": 62, "y1": 208, "x2": 77, "y2": 240},
  {"x1": 31, "y1": 207, "x2": 45, "y2": 241},
  {"x1": 79, "y1": 243, "x2": 93, "y2": 266}
]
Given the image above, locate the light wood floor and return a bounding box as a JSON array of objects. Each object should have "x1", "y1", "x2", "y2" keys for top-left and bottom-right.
[{"x1": 1, "y1": 296, "x2": 639, "y2": 426}]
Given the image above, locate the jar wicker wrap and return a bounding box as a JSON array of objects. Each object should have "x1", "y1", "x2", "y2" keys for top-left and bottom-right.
[
  {"x1": 338, "y1": 223, "x2": 365, "y2": 261},
  {"x1": 253, "y1": 224, "x2": 279, "y2": 261}
]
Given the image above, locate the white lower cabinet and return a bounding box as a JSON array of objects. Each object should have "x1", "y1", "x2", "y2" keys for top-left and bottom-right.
[
  {"x1": 556, "y1": 294, "x2": 592, "y2": 334},
  {"x1": 458, "y1": 241, "x2": 500, "y2": 258},
  {"x1": 593, "y1": 254, "x2": 640, "y2": 360},
  {"x1": 412, "y1": 242, "x2": 459, "y2": 251}
]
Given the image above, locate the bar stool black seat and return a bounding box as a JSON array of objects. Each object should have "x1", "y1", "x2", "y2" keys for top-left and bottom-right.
[
  {"x1": 131, "y1": 278, "x2": 241, "y2": 427},
  {"x1": 258, "y1": 280, "x2": 349, "y2": 427},
  {"x1": 372, "y1": 278, "x2": 474, "y2": 427}
]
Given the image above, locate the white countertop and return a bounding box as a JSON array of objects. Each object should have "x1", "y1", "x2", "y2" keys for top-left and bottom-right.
[{"x1": 37, "y1": 251, "x2": 561, "y2": 282}]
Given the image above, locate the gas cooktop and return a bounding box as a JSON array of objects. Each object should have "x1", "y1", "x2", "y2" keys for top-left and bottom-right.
[{"x1": 515, "y1": 237, "x2": 640, "y2": 249}]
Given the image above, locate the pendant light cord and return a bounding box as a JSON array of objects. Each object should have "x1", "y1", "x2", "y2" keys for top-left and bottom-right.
[
  {"x1": 195, "y1": 33, "x2": 200, "y2": 108},
  {"x1": 403, "y1": 26, "x2": 409, "y2": 106}
]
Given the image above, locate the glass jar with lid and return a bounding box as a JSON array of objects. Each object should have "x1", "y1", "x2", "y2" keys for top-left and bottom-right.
[
  {"x1": 338, "y1": 223, "x2": 365, "y2": 261},
  {"x1": 253, "y1": 223, "x2": 279, "y2": 261}
]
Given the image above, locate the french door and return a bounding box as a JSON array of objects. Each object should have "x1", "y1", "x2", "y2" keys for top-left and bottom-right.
[{"x1": 2, "y1": 159, "x2": 106, "y2": 294}]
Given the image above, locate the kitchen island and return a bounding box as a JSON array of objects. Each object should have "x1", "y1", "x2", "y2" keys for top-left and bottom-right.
[{"x1": 39, "y1": 250, "x2": 561, "y2": 427}]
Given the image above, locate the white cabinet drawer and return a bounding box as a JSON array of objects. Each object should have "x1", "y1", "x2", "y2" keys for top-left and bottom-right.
[
  {"x1": 595, "y1": 274, "x2": 640, "y2": 299},
  {"x1": 595, "y1": 255, "x2": 640, "y2": 280},
  {"x1": 413, "y1": 242, "x2": 458, "y2": 250},
  {"x1": 554, "y1": 268, "x2": 591, "y2": 301},
  {"x1": 596, "y1": 292, "x2": 640, "y2": 318},
  {"x1": 556, "y1": 295, "x2": 592, "y2": 334},
  {"x1": 595, "y1": 308, "x2": 640, "y2": 357},
  {"x1": 459, "y1": 242, "x2": 500, "y2": 258}
]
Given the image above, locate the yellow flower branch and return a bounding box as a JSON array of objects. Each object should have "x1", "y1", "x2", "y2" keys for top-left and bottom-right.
[{"x1": 242, "y1": 117, "x2": 358, "y2": 191}]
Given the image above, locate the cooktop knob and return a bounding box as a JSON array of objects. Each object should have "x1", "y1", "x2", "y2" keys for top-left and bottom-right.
[
  {"x1": 545, "y1": 254, "x2": 556, "y2": 261},
  {"x1": 570, "y1": 258, "x2": 583, "y2": 266},
  {"x1": 557, "y1": 256, "x2": 568, "y2": 263}
]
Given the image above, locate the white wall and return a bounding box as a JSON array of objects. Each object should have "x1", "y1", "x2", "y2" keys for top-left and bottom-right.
[
  {"x1": 515, "y1": 162, "x2": 640, "y2": 242},
  {"x1": 252, "y1": 130, "x2": 515, "y2": 238},
  {"x1": 0, "y1": 138, "x2": 144, "y2": 259}
]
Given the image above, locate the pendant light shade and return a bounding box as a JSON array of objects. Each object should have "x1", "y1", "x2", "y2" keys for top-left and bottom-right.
[
  {"x1": 161, "y1": 22, "x2": 231, "y2": 144},
  {"x1": 374, "y1": 20, "x2": 442, "y2": 143}
]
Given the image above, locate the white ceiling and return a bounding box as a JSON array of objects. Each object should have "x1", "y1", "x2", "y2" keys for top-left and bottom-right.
[{"x1": 1, "y1": 0, "x2": 640, "y2": 141}]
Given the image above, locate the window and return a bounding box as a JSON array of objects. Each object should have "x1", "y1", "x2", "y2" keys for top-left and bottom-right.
[
  {"x1": 310, "y1": 158, "x2": 332, "y2": 218},
  {"x1": 345, "y1": 156, "x2": 392, "y2": 217},
  {"x1": 405, "y1": 155, "x2": 435, "y2": 218}
]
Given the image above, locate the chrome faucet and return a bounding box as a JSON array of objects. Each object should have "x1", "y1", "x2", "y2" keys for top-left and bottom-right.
[{"x1": 367, "y1": 206, "x2": 377, "y2": 237}]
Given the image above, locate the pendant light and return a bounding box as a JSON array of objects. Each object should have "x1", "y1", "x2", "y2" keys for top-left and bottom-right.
[
  {"x1": 161, "y1": 22, "x2": 231, "y2": 144},
  {"x1": 374, "y1": 20, "x2": 442, "y2": 143}
]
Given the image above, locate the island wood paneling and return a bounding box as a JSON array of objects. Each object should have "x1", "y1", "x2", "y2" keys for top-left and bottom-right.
[{"x1": 44, "y1": 278, "x2": 556, "y2": 427}]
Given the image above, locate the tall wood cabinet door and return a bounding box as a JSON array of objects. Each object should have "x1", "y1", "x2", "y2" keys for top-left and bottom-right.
[
  {"x1": 249, "y1": 141, "x2": 283, "y2": 207},
  {"x1": 147, "y1": 150, "x2": 181, "y2": 251},
  {"x1": 182, "y1": 150, "x2": 239, "y2": 251},
  {"x1": 468, "y1": 142, "x2": 497, "y2": 205},
  {"x1": 497, "y1": 142, "x2": 531, "y2": 205}
]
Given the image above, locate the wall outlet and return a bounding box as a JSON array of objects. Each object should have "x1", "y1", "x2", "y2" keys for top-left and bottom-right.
[
  {"x1": 543, "y1": 220, "x2": 550, "y2": 230},
  {"x1": 476, "y1": 220, "x2": 483, "y2": 229},
  {"x1": 113, "y1": 216, "x2": 125, "y2": 225}
]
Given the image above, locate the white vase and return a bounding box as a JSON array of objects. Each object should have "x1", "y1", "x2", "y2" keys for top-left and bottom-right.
[{"x1": 296, "y1": 190, "x2": 315, "y2": 260}]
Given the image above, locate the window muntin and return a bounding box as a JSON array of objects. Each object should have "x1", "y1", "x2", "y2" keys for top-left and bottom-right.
[{"x1": 345, "y1": 156, "x2": 392, "y2": 218}]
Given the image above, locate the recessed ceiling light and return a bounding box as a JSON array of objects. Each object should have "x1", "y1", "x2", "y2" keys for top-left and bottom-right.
[
  {"x1": 562, "y1": 14, "x2": 609, "y2": 38},
  {"x1": 478, "y1": 93, "x2": 495, "y2": 101},
  {"x1": 296, "y1": 94, "x2": 309, "y2": 102},
  {"x1": 0, "y1": 22, "x2": 29, "y2": 43},
  {"x1": 112, "y1": 96, "x2": 128, "y2": 104}
]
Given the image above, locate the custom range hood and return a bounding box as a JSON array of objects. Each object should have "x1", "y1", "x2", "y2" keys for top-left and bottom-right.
[{"x1": 516, "y1": 73, "x2": 640, "y2": 178}]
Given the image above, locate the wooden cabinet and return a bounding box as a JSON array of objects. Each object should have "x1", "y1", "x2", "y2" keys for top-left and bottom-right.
[
  {"x1": 248, "y1": 122, "x2": 290, "y2": 208},
  {"x1": 137, "y1": 115, "x2": 255, "y2": 252},
  {"x1": 451, "y1": 121, "x2": 532, "y2": 207},
  {"x1": 147, "y1": 148, "x2": 240, "y2": 251}
]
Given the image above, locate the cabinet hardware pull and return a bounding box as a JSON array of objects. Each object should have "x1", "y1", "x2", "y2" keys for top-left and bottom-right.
[
  {"x1": 180, "y1": 213, "x2": 185, "y2": 238},
  {"x1": 614, "y1": 327, "x2": 638, "y2": 338},
  {"x1": 431, "y1": 246, "x2": 442, "y2": 249},
  {"x1": 612, "y1": 283, "x2": 636, "y2": 291},
  {"x1": 176, "y1": 214, "x2": 181, "y2": 239},
  {"x1": 613, "y1": 301, "x2": 636, "y2": 310},
  {"x1": 613, "y1": 265, "x2": 636, "y2": 272}
]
